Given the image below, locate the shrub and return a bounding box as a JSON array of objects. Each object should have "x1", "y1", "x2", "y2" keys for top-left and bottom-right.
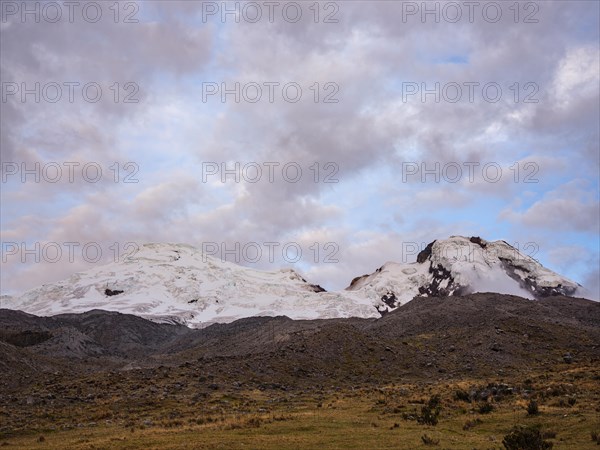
[
  {"x1": 502, "y1": 425, "x2": 553, "y2": 450},
  {"x1": 421, "y1": 434, "x2": 439, "y2": 446},
  {"x1": 454, "y1": 390, "x2": 470, "y2": 402},
  {"x1": 527, "y1": 400, "x2": 539, "y2": 416},
  {"x1": 542, "y1": 431, "x2": 557, "y2": 439},
  {"x1": 478, "y1": 402, "x2": 494, "y2": 414},
  {"x1": 463, "y1": 418, "x2": 483, "y2": 431},
  {"x1": 417, "y1": 395, "x2": 441, "y2": 426},
  {"x1": 246, "y1": 417, "x2": 262, "y2": 428}
]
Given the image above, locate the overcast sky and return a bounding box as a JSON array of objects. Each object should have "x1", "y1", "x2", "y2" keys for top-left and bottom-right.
[{"x1": 1, "y1": 1, "x2": 599, "y2": 298}]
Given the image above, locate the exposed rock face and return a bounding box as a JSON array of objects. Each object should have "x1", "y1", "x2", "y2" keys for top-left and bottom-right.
[
  {"x1": 417, "y1": 241, "x2": 435, "y2": 263},
  {"x1": 105, "y1": 289, "x2": 124, "y2": 297},
  {"x1": 380, "y1": 291, "x2": 398, "y2": 309},
  {"x1": 499, "y1": 258, "x2": 579, "y2": 298},
  {"x1": 307, "y1": 284, "x2": 327, "y2": 293},
  {"x1": 297, "y1": 275, "x2": 327, "y2": 293},
  {"x1": 348, "y1": 274, "x2": 370, "y2": 290},
  {"x1": 469, "y1": 236, "x2": 487, "y2": 248},
  {"x1": 418, "y1": 264, "x2": 465, "y2": 298}
]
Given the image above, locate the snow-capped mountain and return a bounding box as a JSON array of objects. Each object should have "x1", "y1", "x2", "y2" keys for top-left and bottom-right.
[
  {"x1": 346, "y1": 236, "x2": 587, "y2": 314},
  {"x1": 2, "y1": 237, "x2": 588, "y2": 325},
  {"x1": 1, "y1": 243, "x2": 378, "y2": 327}
]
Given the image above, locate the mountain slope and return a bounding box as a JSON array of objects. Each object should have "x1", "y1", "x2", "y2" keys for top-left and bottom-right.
[{"x1": 1, "y1": 295, "x2": 598, "y2": 448}]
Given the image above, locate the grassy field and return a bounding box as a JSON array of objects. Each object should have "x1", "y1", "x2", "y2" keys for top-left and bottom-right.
[{"x1": 2, "y1": 366, "x2": 599, "y2": 449}]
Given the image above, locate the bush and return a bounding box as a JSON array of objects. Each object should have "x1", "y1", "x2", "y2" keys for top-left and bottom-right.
[
  {"x1": 454, "y1": 390, "x2": 470, "y2": 402},
  {"x1": 463, "y1": 418, "x2": 483, "y2": 431},
  {"x1": 502, "y1": 425, "x2": 553, "y2": 450},
  {"x1": 527, "y1": 400, "x2": 539, "y2": 416},
  {"x1": 542, "y1": 431, "x2": 557, "y2": 439},
  {"x1": 417, "y1": 395, "x2": 441, "y2": 426},
  {"x1": 478, "y1": 402, "x2": 494, "y2": 414},
  {"x1": 421, "y1": 434, "x2": 439, "y2": 446}
]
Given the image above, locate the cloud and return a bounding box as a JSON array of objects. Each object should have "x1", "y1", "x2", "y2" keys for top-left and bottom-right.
[
  {"x1": 499, "y1": 181, "x2": 600, "y2": 233},
  {"x1": 582, "y1": 267, "x2": 600, "y2": 301},
  {"x1": 552, "y1": 46, "x2": 600, "y2": 109},
  {"x1": 1, "y1": 1, "x2": 598, "y2": 298}
]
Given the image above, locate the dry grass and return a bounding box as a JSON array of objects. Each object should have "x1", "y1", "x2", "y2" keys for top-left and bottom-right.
[{"x1": 2, "y1": 366, "x2": 599, "y2": 449}]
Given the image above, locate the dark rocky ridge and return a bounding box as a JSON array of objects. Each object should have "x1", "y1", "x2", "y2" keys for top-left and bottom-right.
[{"x1": 1, "y1": 293, "x2": 598, "y2": 393}]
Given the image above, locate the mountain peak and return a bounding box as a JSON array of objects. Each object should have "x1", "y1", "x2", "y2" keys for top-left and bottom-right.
[
  {"x1": 346, "y1": 235, "x2": 586, "y2": 314},
  {"x1": 2, "y1": 243, "x2": 374, "y2": 327}
]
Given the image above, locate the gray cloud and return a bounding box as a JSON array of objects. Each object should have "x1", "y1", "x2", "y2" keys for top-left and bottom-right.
[
  {"x1": 1, "y1": 1, "x2": 598, "y2": 296},
  {"x1": 499, "y1": 180, "x2": 600, "y2": 233}
]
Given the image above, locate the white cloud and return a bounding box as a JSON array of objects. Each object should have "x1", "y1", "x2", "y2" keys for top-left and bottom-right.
[{"x1": 552, "y1": 46, "x2": 600, "y2": 109}]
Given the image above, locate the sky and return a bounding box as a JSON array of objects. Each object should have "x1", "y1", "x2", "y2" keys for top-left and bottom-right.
[{"x1": 1, "y1": 0, "x2": 599, "y2": 299}]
